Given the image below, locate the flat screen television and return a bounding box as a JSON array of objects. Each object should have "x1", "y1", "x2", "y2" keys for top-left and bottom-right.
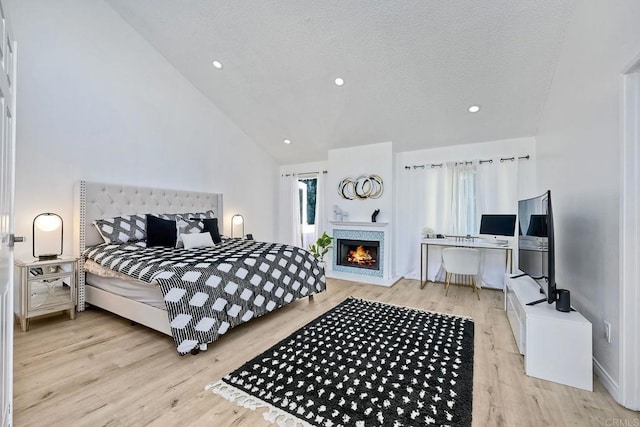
[
  {"x1": 479, "y1": 214, "x2": 517, "y2": 236},
  {"x1": 517, "y1": 190, "x2": 555, "y2": 305}
]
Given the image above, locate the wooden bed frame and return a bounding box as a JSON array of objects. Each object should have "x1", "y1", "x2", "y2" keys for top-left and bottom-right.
[{"x1": 73, "y1": 181, "x2": 224, "y2": 338}]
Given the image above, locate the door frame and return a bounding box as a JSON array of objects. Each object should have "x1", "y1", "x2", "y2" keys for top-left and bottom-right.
[
  {"x1": 619, "y1": 55, "x2": 640, "y2": 410},
  {"x1": 0, "y1": 1, "x2": 16, "y2": 424}
]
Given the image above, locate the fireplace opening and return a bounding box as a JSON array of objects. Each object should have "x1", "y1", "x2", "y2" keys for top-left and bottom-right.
[{"x1": 336, "y1": 238, "x2": 380, "y2": 270}]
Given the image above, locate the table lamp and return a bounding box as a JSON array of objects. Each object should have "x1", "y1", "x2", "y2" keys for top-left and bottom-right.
[
  {"x1": 33, "y1": 212, "x2": 63, "y2": 260},
  {"x1": 231, "y1": 214, "x2": 244, "y2": 238}
]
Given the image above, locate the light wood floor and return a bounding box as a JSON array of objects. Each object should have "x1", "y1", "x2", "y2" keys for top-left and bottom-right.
[{"x1": 13, "y1": 278, "x2": 638, "y2": 426}]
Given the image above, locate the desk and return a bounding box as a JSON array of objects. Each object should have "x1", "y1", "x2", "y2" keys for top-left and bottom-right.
[{"x1": 420, "y1": 238, "x2": 514, "y2": 289}]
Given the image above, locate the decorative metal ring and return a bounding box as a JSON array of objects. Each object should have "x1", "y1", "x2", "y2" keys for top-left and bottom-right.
[
  {"x1": 338, "y1": 178, "x2": 356, "y2": 200},
  {"x1": 354, "y1": 175, "x2": 371, "y2": 199},
  {"x1": 368, "y1": 174, "x2": 383, "y2": 199},
  {"x1": 337, "y1": 174, "x2": 384, "y2": 200}
]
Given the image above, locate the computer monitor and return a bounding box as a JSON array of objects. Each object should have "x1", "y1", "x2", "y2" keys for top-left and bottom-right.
[{"x1": 479, "y1": 214, "x2": 517, "y2": 236}]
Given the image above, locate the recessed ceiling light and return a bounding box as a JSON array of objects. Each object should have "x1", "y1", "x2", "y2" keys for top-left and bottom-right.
[
  {"x1": 212, "y1": 60, "x2": 223, "y2": 69},
  {"x1": 468, "y1": 105, "x2": 480, "y2": 113},
  {"x1": 334, "y1": 77, "x2": 345, "y2": 86},
  {"x1": 283, "y1": 139, "x2": 291, "y2": 144}
]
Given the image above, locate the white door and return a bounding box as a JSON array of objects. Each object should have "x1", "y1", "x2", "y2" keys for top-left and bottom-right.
[{"x1": 0, "y1": 0, "x2": 16, "y2": 425}]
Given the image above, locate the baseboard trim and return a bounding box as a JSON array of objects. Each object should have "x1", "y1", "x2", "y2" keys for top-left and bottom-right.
[{"x1": 593, "y1": 357, "x2": 619, "y2": 402}]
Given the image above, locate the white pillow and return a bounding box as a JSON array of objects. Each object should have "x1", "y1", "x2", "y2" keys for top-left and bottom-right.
[
  {"x1": 175, "y1": 218, "x2": 205, "y2": 248},
  {"x1": 181, "y1": 232, "x2": 215, "y2": 250}
]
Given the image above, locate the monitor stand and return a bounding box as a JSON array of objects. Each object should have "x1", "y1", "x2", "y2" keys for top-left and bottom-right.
[{"x1": 526, "y1": 296, "x2": 576, "y2": 310}]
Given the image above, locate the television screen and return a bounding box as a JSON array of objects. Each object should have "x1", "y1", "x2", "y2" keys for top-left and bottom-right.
[
  {"x1": 517, "y1": 191, "x2": 555, "y2": 304},
  {"x1": 479, "y1": 214, "x2": 517, "y2": 236},
  {"x1": 526, "y1": 214, "x2": 547, "y2": 237}
]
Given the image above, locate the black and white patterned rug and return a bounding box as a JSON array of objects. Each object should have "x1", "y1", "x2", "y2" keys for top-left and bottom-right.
[{"x1": 207, "y1": 297, "x2": 474, "y2": 426}]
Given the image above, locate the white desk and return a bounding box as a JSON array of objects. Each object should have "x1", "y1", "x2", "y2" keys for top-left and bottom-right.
[{"x1": 420, "y1": 238, "x2": 514, "y2": 289}]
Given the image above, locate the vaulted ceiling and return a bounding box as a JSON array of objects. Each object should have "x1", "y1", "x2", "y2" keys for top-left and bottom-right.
[{"x1": 105, "y1": 0, "x2": 576, "y2": 164}]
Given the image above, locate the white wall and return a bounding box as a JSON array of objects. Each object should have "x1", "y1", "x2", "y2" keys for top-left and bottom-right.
[
  {"x1": 328, "y1": 142, "x2": 393, "y2": 224},
  {"x1": 535, "y1": 1, "x2": 640, "y2": 395},
  {"x1": 6, "y1": 0, "x2": 278, "y2": 258}
]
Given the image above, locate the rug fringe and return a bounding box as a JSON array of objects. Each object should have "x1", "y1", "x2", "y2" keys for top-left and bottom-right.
[
  {"x1": 262, "y1": 405, "x2": 315, "y2": 427},
  {"x1": 206, "y1": 380, "x2": 265, "y2": 410},
  {"x1": 206, "y1": 381, "x2": 314, "y2": 427}
]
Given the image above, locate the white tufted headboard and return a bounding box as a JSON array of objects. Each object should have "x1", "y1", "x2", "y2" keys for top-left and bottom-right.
[{"x1": 73, "y1": 181, "x2": 223, "y2": 310}]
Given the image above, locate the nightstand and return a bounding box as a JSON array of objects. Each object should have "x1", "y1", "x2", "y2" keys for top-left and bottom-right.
[{"x1": 15, "y1": 256, "x2": 78, "y2": 332}]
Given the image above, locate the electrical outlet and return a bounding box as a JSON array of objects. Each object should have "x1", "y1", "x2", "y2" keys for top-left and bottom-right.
[{"x1": 604, "y1": 321, "x2": 612, "y2": 343}]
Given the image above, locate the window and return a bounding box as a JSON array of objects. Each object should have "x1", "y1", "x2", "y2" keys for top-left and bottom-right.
[
  {"x1": 298, "y1": 178, "x2": 317, "y2": 226},
  {"x1": 298, "y1": 177, "x2": 318, "y2": 249}
]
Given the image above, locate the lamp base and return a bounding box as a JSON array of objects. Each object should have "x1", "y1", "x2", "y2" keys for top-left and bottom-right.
[{"x1": 37, "y1": 255, "x2": 59, "y2": 261}]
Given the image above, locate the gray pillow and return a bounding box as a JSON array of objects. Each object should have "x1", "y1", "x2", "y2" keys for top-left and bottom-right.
[{"x1": 93, "y1": 214, "x2": 146, "y2": 244}]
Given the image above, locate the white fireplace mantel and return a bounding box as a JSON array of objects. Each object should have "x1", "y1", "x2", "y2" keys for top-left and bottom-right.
[
  {"x1": 327, "y1": 221, "x2": 399, "y2": 286},
  {"x1": 329, "y1": 221, "x2": 389, "y2": 228}
]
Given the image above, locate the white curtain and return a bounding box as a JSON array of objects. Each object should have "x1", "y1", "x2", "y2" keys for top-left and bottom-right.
[
  {"x1": 477, "y1": 158, "x2": 519, "y2": 216},
  {"x1": 423, "y1": 164, "x2": 454, "y2": 281},
  {"x1": 397, "y1": 164, "x2": 454, "y2": 280},
  {"x1": 475, "y1": 158, "x2": 519, "y2": 287},
  {"x1": 278, "y1": 174, "x2": 302, "y2": 247},
  {"x1": 313, "y1": 172, "x2": 327, "y2": 243},
  {"x1": 451, "y1": 161, "x2": 478, "y2": 236},
  {"x1": 424, "y1": 164, "x2": 454, "y2": 235},
  {"x1": 396, "y1": 166, "x2": 428, "y2": 278}
]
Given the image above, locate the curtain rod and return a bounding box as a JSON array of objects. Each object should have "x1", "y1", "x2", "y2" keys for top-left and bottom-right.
[
  {"x1": 281, "y1": 170, "x2": 328, "y2": 177},
  {"x1": 404, "y1": 155, "x2": 530, "y2": 170}
]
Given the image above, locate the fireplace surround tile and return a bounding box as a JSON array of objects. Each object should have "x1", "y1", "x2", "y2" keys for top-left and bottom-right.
[{"x1": 332, "y1": 229, "x2": 384, "y2": 277}]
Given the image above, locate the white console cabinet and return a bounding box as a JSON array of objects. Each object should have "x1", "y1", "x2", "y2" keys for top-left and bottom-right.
[{"x1": 504, "y1": 274, "x2": 593, "y2": 391}]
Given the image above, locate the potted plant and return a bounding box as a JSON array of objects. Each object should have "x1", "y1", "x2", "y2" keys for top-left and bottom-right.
[{"x1": 309, "y1": 232, "x2": 333, "y2": 264}]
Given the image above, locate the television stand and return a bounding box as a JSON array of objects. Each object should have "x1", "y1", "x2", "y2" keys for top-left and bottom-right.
[{"x1": 504, "y1": 274, "x2": 592, "y2": 390}]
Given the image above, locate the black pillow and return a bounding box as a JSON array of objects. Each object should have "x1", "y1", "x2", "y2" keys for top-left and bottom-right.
[
  {"x1": 146, "y1": 215, "x2": 177, "y2": 247},
  {"x1": 202, "y1": 218, "x2": 222, "y2": 244}
]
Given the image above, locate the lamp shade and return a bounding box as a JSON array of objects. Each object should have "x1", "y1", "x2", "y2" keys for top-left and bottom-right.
[
  {"x1": 33, "y1": 213, "x2": 63, "y2": 260},
  {"x1": 231, "y1": 214, "x2": 244, "y2": 238}
]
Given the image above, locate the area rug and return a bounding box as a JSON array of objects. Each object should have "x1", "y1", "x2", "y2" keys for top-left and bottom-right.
[{"x1": 206, "y1": 297, "x2": 474, "y2": 426}]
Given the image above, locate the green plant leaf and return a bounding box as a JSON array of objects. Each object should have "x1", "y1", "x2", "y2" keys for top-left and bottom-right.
[{"x1": 309, "y1": 231, "x2": 333, "y2": 261}]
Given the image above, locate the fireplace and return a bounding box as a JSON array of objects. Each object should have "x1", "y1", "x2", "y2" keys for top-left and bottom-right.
[
  {"x1": 332, "y1": 229, "x2": 384, "y2": 278},
  {"x1": 336, "y1": 238, "x2": 380, "y2": 271}
]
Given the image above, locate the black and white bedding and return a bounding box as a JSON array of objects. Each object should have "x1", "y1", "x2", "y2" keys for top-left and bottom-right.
[{"x1": 84, "y1": 239, "x2": 327, "y2": 354}]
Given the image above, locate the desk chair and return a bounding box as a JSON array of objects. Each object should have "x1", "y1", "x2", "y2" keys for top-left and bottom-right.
[{"x1": 442, "y1": 247, "x2": 481, "y2": 300}]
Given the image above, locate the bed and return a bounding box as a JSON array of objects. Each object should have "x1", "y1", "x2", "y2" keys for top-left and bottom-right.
[{"x1": 73, "y1": 181, "x2": 326, "y2": 354}]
